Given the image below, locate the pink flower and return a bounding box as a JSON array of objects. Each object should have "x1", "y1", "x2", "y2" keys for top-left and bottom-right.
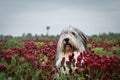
[
  {"x1": 3, "y1": 54, "x2": 12, "y2": 63},
  {"x1": 75, "y1": 68, "x2": 80, "y2": 74},
  {"x1": 60, "y1": 57, "x2": 65, "y2": 67},
  {"x1": 77, "y1": 55, "x2": 82, "y2": 61},
  {"x1": 69, "y1": 53, "x2": 74, "y2": 61},
  {"x1": 24, "y1": 54, "x2": 36, "y2": 62},
  {"x1": 45, "y1": 60, "x2": 51, "y2": 65},
  {"x1": 102, "y1": 65, "x2": 107, "y2": 71},
  {"x1": 0, "y1": 64, "x2": 7, "y2": 72},
  {"x1": 76, "y1": 61, "x2": 81, "y2": 67},
  {"x1": 113, "y1": 50, "x2": 116, "y2": 55},
  {"x1": 27, "y1": 74, "x2": 32, "y2": 80},
  {"x1": 66, "y1": 61, "x2": 70, "y2": 65},
  {"x1": 82, "y1": 68, "x2": 88, "y2": 74},
  {"x1": 69, "y1": 68, "x2": 72, "y2": 74}
]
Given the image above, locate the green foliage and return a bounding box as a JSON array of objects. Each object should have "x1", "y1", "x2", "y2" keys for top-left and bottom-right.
[
  {"x1": 6, "y1": 40, "x2": 18, "y2": 49},
  {"x1": 6, "y1": 40, "x2": 24, "y2": 49},
  {"x1": 93, "y1": 48, "x2": 113, "y2": 56},
  {"x1": 93, "y1": 37, "x2": 101, "y2": 43},
  {"x1": 104, "y1": 39, "x2": 116, "y2": 44},
  {"x1": 112, "y1": 47, "x2": 120, "y2": 57},
  {"x1": 33, "y1": 72, "x2": 39, "y2": 80},
  {"x1": 93, "y1": 48, "x2": 105, "y2": 54},
  {"x1": 36, "y1": 42, "x2": 44, "y2": 47},
  {"x1": 11, "y1": 56, "x2": 16, "y2": 65},
  {"x1": 0, "y1": 72, "x2": 7, "y2": 80},
  {"x1": 0, "y1": 41, "x2": 6, "y2": 49},
  {"x1": 93, "y1": 47, "x2": 120, "y2": 56}
]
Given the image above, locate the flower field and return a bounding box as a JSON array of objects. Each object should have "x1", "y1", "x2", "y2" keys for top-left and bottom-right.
[{"x1": 0, "y1": 38, "x2": 120, "y2": 80}]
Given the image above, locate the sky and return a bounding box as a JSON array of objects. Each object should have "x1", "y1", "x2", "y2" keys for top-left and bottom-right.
[{"x1": 0, "y1": 0, "x2": 120, "y2": 36}]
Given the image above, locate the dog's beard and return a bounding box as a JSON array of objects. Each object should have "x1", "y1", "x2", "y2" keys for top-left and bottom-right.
[
  {"x1": 61, "y1": 41, "x2": 79, "y2": 53},
  {"x1": 64, "y1": 43, "x2": 72, "y2": 52}
]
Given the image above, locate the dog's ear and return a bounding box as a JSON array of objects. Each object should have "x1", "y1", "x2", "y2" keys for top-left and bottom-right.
[{"x1": 74, "y1": 27, "x2": 88, "y2": 50}]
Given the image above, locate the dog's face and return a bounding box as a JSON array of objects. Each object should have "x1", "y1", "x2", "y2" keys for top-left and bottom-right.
[{"x1": 58, "y1": 26, "x2": 88, "y2": 53}]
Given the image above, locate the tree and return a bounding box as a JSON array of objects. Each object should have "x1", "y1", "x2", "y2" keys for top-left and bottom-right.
[
  {"x1": 22, "y1": 33, "x2": 26, "y2": 40},
  {"x1": 4, "y1": 35, "x2": 13, "y2": 40},
  {"x1": 26, "y1": 33, "x2": 33, "y2": 40},
  {"x1": 46, "y1": 26, "x2": 50, "y2": 36},
  {"x1": 0, "y1": 34, "x2": 4, "y2": 40},
  {"x1": 34, "y1": 34, "x2": 39, "y2": 40}
]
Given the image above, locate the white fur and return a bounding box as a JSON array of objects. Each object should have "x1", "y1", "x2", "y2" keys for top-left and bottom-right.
[{"x1": 56, "y1": 26, "x2": 88, "y2": 74}]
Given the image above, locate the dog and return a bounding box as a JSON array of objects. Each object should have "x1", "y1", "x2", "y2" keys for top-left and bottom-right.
[{"x1": 56, "y1": 26, "x2": 88, "y2": 74}]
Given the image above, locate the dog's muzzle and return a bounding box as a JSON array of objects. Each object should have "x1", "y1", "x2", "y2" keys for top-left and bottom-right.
[{"x1": 63, "y1": 38, "x2": 73, "y2": 52}]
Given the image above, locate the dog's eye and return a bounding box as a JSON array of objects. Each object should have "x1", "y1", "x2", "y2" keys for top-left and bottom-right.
[{"x1": 72, "y1": 32, "x2": 76, "y2": 36}]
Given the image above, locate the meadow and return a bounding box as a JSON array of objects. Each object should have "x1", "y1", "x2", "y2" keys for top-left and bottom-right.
[{"x1": 0, "y1": 37, "x2": 120, "y2": 80}]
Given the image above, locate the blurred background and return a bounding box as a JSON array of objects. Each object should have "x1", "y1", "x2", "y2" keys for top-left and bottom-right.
[{"x1": 0, "y1": 0, "x2": 120, "y2": 40}]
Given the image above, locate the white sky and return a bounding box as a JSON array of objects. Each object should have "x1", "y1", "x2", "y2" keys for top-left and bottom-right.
[{"x1": 0, "y1": 0, "x2": 120, "y2": 36}]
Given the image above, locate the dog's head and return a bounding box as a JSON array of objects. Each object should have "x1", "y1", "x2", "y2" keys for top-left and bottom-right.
[{"x1": 57, "y1": 26, "x2": 88, "y2": 54}]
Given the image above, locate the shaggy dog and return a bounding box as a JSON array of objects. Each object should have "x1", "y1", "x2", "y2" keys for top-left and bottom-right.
[{"x1": 56, "y1": 26, "x2": 88, "y2": 74}]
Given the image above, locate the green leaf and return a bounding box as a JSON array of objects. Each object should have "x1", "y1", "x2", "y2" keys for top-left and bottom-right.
[
  {"x1": 112, "y1": 47, "x2": 120, "y2": 57},
  {"x1": 33, "y1": 71, "x2": 39, "y2": 80},
  {"x1": 11, "y1": 56, "x2": 16, "y2": 65},
  {"x1": 0, "y1": 72, "x2": 7, "y2": 80},
  {"x1": 36, "y1": 42, "x2": 44, "y2": 47},
  {"x1": 93, "y1": 48, "x2": 105, "y2": 55}
]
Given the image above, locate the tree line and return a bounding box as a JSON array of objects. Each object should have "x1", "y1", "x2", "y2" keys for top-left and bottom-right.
[
  {"x1": 0, "y1": 33, "x2": 59, "y2": 40},
  {"x1": 0, "y1": 32, "x2": 120, "y2": 40},
  {"x1": 91, "y1": 32, "x2": 120, "y2": 39}
]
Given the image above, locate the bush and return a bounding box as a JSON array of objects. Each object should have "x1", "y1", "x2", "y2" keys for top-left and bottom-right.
[{"x1": 6, "y1": 40, "x2": 24, "y2": 49}]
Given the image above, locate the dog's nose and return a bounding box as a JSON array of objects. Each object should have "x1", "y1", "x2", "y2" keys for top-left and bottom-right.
[{"x1": 64, "y1": 38, "x2": 69, "y2": 42}]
